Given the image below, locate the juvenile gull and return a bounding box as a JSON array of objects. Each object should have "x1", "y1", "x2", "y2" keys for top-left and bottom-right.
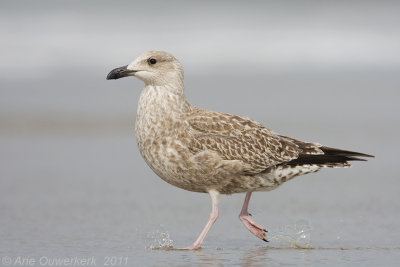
[{"x1": 107, "y1": 51, "x2": 373, "y2": 249}]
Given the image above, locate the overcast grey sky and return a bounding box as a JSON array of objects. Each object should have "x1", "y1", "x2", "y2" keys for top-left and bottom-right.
[{"x1": 1, "y1": 1, "x2": 400, "y2": 77}]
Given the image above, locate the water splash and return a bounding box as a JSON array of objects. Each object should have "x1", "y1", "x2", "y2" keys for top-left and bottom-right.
[
  {"x1": 269, "y1": 219, "x2": 313, "y2": 249},
  {"x1": 146, "y1": 227, "x2": 174, "y2": 250}
]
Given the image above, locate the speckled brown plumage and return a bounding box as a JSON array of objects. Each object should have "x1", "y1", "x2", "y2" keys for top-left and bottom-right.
[{"x1": 107, "y1": 50, "x2": 373, "y2": 249}]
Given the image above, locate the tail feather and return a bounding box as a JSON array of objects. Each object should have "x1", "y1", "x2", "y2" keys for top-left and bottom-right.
[{"x1": 286, "y1": 146, "x2": 374, "y2": 167}]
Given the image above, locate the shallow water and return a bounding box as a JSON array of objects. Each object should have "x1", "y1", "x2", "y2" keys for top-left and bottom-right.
[{"x1": 1, "y1": 129, "x2": 399, "y2": 265}]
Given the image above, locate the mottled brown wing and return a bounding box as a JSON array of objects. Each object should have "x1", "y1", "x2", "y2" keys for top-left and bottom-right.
[
  {"x1": 185, "y1": 110, "x2": 319, "y2": 174},
  {"x1": 277, "y1": 135, "x2": 324, "y2": 155}
]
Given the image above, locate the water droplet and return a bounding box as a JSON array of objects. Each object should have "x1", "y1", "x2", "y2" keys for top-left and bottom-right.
[
  {"x1": 146, "y1": 227, "x2": 174, "y2": 249},
  {"x1": 269, "y1": 219, "x2": 313, "y2": 248}
]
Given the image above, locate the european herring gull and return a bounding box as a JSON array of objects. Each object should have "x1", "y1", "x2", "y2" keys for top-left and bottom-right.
[{"x1": 107, "y1": 50, "x2": 373, "y2": 250}]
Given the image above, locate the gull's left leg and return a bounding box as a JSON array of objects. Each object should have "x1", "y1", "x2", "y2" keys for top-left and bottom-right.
[
  {"x1": 239, "y1": 191, "x2": 268, "y2": 242},
  {"x1": 183, "y1": 189, "x2": 220, "y2": 250}
]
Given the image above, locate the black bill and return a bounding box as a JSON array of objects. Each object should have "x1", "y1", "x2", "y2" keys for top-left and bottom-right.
[{"x1": 106, "y1": 65, "x2": 137, "y2": 80}]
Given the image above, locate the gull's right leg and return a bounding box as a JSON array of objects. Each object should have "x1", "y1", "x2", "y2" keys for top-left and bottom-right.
[
  {"x1": 182, "y1": 189, "x2": 220, "y2": 250},
  {"x1": 239, "y1": 191, "x2": 268, "y2": 242}
]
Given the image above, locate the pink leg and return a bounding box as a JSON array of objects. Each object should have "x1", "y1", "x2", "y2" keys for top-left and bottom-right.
[
  {"x1": 239, "y1": 191, "x2": 268, "y2": 242},
  {"x1": 183, "y1": 189, "x2": 220, "y2": 250}
]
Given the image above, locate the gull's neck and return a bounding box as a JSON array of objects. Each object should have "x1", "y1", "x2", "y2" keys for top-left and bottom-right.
[
  {"x1": 136, "y1": 80, "x2": 192, "y2": 127},
  {"x1": 139, "y1": 81, "x2": 190, "y2": 112},
  {"x1": 135, "y1": 81, "x2": 192, "y2": 144}
]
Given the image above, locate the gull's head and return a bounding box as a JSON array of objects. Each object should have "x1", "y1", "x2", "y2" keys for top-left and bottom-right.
[{"x1": 107, "y1": 51, "x2": 183, "y2": 86}]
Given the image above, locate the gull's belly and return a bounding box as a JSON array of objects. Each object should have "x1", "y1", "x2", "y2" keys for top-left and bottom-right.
[
  {"x1": 137, "y1": 135, "x2": 271, "y2": 194},
  {"x1": 137, "y1": 134, "x2": 258, "y2": 193}
]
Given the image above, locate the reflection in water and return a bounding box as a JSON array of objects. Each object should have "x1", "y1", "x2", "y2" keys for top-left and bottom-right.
[
  {"x1": 145, "y1": 220, "x2": 315, "y2": 266},
  {"x1": 147, "y1": 220, "x2": 313, "y2": 251},
  {"x1": 193, "y1": 250, "x2": 224, "y2": 267},
  {"x1": 240, "y1": 247, "x2": 271, "y2": 267}
]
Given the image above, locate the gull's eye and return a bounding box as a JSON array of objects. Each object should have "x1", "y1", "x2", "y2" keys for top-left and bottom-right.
[{"x1": 148, "y1": 58, "x2": 157, "y2": 65}]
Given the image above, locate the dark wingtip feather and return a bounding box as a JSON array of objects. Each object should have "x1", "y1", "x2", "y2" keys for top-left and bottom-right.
[
  {"x1": 321, "y1": 146, "x2": 374, "y2": 158},
  {"x1": 346, "y1": 156, "x2": 367, "y2": 162},
  {"x1": 285, "y1": 146, "x2": 373, "y2": 167}
]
